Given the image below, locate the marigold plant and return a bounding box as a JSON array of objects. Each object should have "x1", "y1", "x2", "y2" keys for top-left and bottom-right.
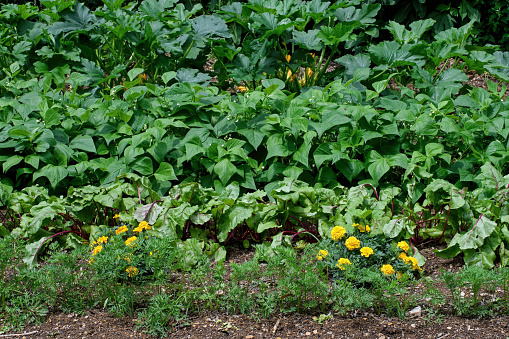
[
  {"x1": 316, "y1": 250, "x2": 329, "y2": 260},
  {"x1": 87, "y1": 221, "x2": 163, "y2": 283},
  {"x1": 316, "y1": 223, "x2": 423, "y2": 282}
]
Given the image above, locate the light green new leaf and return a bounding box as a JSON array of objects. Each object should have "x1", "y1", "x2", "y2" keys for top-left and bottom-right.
[
  {"x1": 134, "y1": 202, "x2": 164, "y2": 224},
  {"x1": 128, "y1": 68, "x2": 144, "y2": 81},
  {"x1": 383, "y1": 218, "x2": 406, "y2": 238},
  {"x1": 450, "y1": 215, "x2": 497, "y2": 250}
]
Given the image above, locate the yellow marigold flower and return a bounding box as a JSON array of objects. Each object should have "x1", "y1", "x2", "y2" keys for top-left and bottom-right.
[
  {"x1": 331, "y1": 226, "x2": 346, "y2": 241},
  {"x1": 97, "y1": 236, "x2": 108, "y2": 244},
  {"x1": 345, "y1": 236, "x2": 361, "y2": 250},
  {"x1": 397, "y1": 241, "x2": 409, "y2": 252},
  {"x1": 398, "y1": 252, "x2": 409, "y2": 262},
  {"x1": 92, "y1": 245, "x2": 103, "y2": 256},
  {"x1": 365, "y1": 225, "x2": 370, "y2": 232},
  {"x1": 336, "y1": 258, "x2": 351, "y2": 270},
  {"x1": 285, "y1": 54, "x2": 291, "y2": 62},
  {"x1": 134, "y1": 221, "x2": 150, "y2": 233},
  {"x1": 125, "y1": 236, "x2": 137, "y2": 247},
  {"x1": 316, "y1": 250, "x2": 329, "y2": 260},
  {"x1": 357, "y1": 224, "x2": 370, "y2": 233},
  {"x1": 306, "y1": 67, "x2": 313, "y2": 78},
  {"x1": 116, "y1": 226, "x2": 128, "y2": 235},
  {"x1": 397, "y1": 272, "x2": 403, "y2": 279},
  {"x1": 90, "y1": 241, "x2": 97, "y2": 247},
  {"x1": 237, "y1": 85, "x2": 248, "y2": 93},
  {"x1": 150, "y1": 251, "x2": 153, "y2": 256},
  {"x1": 113, "y1": 214, "x2": 120, "y2": 219},
  {"x1": 407, "y1": 256, "x2": 421, "y2": 271},
  {"x1": 381, "y1": 264, "x2": 395, "y2": 276},
  {"x1": 360, "y1": 247, "x2": 374, "y2": 258},
  {"x1": 126, "y1": 266, "x2": 138, "y2": 277}
]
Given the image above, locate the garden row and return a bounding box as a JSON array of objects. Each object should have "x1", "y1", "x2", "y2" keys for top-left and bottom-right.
[{"x1": 1, "y1": 233, "x2": 509, "y2": 336}]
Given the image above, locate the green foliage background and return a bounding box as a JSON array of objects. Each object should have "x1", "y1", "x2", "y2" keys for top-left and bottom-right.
[{"x1": 0, "y1": 0, "x2": 508, "y2": 268}]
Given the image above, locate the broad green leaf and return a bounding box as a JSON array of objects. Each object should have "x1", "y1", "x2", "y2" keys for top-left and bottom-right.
[
  {"x1": 192, "y1": 15, "x2": 231, "y2": 39},
  {"x1": 139, "y1": 0, "x2": 178, "y2": 18},
  {"x1": 425, "y1": 143, "x2": 444, "y2": 158},
  {"x1": 33, "y1": 164, "x2": 68, "y2": 188},
  {"x1": 161, "y1": 71, "x2": 176, "y2": 84},
  {"x1": 69, "y1": 135, "x2": 96, "y2": 153},
  {"x1": 369, "y1": 41, "x2": 425, "y2": 67},
  {"x1": 214, "y1": 159, "x2": 237, "y2": 185},
  {"x1": 47, "y1": 3, "x2": 97, "y2": 35},
  {"x1": 368, "y1": 157, "x2": 389, "y2": 182},
  {"x1": 383, "y1": 218, "x2": 406, "y2": 238},
  {"x1": 3, "y1": 155, "x2": 23, "y2": 172},
  {"x1": 134, "y1": 202, "x2": 164, "y2": 224},
  {"x1": 128, "y1": 68, "x2": 144, "y2": 81},
  {"x1": 449, "y1": 215, "x2": 497, "y2": 250},
  {"x1": 217, "y1": 204, "x2": 253, "y2": 242},
  {"x1": 335, "y1": 3, "x2": 380, "y2": 24},
  {"x1": 131, "y1": 157, "x2": 153, "y2": 176},
  {"x1": 292, "y1": 29, "x2": 322, "y2": 50},
  {"x1": 154, "y1": 162, "x2": 177, "y2": 181}
]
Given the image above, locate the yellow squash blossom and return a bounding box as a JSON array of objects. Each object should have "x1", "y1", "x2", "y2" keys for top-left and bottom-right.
[
  {"x1": 336, "y1": 258, "x2": 352, "y2": 270},
  {"x1": 237, "y1": 85, "x2": 248, "y2": 93},
  {"x1": 306, "y1": 67, "x2": 313, "y2": 78},
  {"x1": 285, "y1": 54, "x2": 291, "y2": 62},
  {"x1": 345, "y1": 236, "x2": 361, "y2": 250},
  {"x1": 381, "y1": 264, "x2": 395, "y2": 276},
  {"x1": 316, "y1": 250, "x2": 329, "y2": 260},
  {"x1": 331, "y1": 226, "x2": 346, "y2": 241},
  {"x1": 360, "y1": 247, "x2": 374, "y2": 258}
]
